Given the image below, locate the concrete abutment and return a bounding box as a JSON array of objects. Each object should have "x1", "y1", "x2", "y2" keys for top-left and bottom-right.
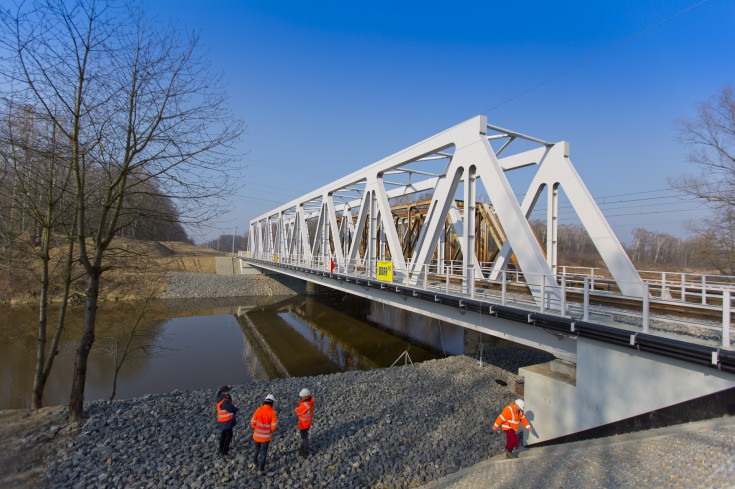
[{"x1": 521, "y1": 336, "x2": 735, "y2": 445}]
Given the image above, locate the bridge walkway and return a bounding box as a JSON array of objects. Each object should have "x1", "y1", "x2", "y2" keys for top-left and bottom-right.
[{"x1": 419, "y1": 416, "x2": 735, "y2": 489}]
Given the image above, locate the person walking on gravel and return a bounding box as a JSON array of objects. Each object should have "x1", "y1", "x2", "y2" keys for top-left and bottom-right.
[
  {"x1": 493, "y1": 399, "x2": 534, "y2": 458},
  {"x1": 251, "y1": 394, "x2": 278, "y2": 474},
  {"x1": 215, "y1": 386, "x2": 238, "y2": 458},
  {"x1": 294, "y1": 388, "x2": 315, "y2": 457}
]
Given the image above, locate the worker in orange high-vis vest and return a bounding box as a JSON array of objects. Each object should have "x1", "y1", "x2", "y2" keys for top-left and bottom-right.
[
  {"x1": 294, "y1": 388, "x2": 315, "y2": 457},
  {"x1": 493, "y1": 399, "x2": 534, "y2": 458},
  {"x1": 215, "y1": 386, "x2": 238, "y2": 458},
  {"x1": 251, "y1": 394, "x2": 278, "y2": 474}
]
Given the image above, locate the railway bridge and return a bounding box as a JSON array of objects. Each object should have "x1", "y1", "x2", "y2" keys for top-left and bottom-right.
[{"x1": 241, "y1": 115, "x2": 735, "y2": 445}]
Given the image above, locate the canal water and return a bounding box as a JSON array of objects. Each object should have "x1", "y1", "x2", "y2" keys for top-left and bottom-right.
[{"x1": 0, "y1": 293, "x2": 469, "y2": 409}]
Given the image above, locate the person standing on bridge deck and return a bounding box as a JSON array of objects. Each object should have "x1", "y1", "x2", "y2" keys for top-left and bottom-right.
[
  {"x1": 251, "y1": 394, "x2": 278, "y2": 474},
  {"x1": 215, "y1": 386, "x2": 239, "y2": 458},
  {"x1": 493, "y1": 399, "x2": 534, "y2": 458},
  {"x1": 294, "y1": 388, "x2": 315, "y2": 457}
]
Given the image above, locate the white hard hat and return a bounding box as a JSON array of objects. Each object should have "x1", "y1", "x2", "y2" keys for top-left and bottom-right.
[
  {"x1": 299, "y1": 388, "x2": 311, "y2": 397},
  {"x1": 514, "y1": 399, "x2": 525, "y2": 410},
  {"x1": 265, "y1": 394, "x2": 276, "y2": 403}
]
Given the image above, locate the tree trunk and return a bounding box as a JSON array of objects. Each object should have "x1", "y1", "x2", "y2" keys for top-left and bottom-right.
[
  {"x1": 31, "y1": 229, "x2": 50, "y2": 409},
  {"x1": 41, "y1": 237, "x2": 75, "y2": 393},
  {"x1": 69, "y1": 270, "x2": 100, "y2": 421}
]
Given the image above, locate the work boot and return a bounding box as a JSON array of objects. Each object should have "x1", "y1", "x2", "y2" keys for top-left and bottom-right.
[{"x1": 504, "y1": 448, "x2": 517, "y2": 459}]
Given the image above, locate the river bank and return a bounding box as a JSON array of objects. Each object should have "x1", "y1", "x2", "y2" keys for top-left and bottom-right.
[
  {"x1": 4, "y1": 350, "x2": 548, "y2": 489},
  {"x1": 159, "y1": 272, "x2": 306, "y2": 299}
]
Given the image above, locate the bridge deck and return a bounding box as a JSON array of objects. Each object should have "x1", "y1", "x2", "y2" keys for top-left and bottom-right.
[{"x1": 240, "y1": 255, "x2": 735, "y2": 374}]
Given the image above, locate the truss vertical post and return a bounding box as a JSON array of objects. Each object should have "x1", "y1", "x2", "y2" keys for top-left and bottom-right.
[
  {"x1": 462, "y1": 166, "x2": 477, "y2": 294},
  {"x1": 547, "y1": 183, "x2": 558, "y2": 275},
  {"x1": 369, "y1": 191, "x2": 376, "y2": 279}
]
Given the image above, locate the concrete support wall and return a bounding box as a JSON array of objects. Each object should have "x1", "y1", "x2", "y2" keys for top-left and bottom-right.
[{"x1": 520, "y1": 337, "x2": 735, "y2": 444}]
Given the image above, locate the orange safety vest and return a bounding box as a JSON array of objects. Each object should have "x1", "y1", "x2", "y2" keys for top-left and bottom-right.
[
  {"x1": 493, "y1": 403, "x2": 531, "y2": 432},
  {"x1": 217, "y1": 398, "x2": 234, "y2": 423},
  {"x1": 294, "y1": 397, "x2": 315, "y2": 430},
  {"x1": 251, "y1": 405, "x2": 278, "y2": 442}
]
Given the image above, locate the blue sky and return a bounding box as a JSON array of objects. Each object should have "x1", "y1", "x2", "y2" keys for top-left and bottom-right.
[{"x1": 148, "y1": 0, "x2": 735, "y2": 245}]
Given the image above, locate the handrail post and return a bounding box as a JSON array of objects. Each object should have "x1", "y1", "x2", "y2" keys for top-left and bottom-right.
[
  {"x1": 446, "y1": 268, "x2": 450, "y2": 294},
  {"x1": 560, "y1": 276, "x2": 567, "y2": 316},
  {"x1": 502, "y1": 270, "x2": 507, "y2": 306},
  {"x1": 681, "y1": 273, "x2": 686, "y2": 303},
  {"x1": 424, "y1": 264, "x2": 428, "y2": 290},
  {"x1": 702, "y1": 275, "x2": 707, "y2": 305},
  {"x1": 539, "y1": 277, "x2": 545, "y2": 313},
  {"x1": 662, "y1": 272, "x2": 667, "y2": 299},
  {"x1": 642, "y1": 284, "x2": 650, "y2": 333},
  {"x1": 470, "y1": 268, "x2": 475, "y2": 299},
  {"x1": 723, "y1": 288, "x2": 731, "y2": 348},
  {"x1": 583, "y1": 277, "x2": 590, "y2": 321}
]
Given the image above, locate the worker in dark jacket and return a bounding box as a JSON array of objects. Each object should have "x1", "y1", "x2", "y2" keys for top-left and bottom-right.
[{"x1": 216, "y1": 386, "x2": 239, "y2": 457}]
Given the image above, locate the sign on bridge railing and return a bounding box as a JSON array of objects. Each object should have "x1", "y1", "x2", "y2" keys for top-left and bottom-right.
[{"x1": 377, "y1": 261, "x2": 393, "y2": 282}]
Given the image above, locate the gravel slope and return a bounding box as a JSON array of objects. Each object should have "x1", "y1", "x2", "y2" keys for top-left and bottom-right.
[
  {"x1": 160, "y1": 272, "x2": 306, "y2": 299},
  {"x1": 46, "y1": 353, "x2": 538, "y2": 489}
]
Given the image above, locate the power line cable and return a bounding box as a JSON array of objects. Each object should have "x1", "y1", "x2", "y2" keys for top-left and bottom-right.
[{"x1": 481, "y1": 0, "x2": 711, "y2": 114}]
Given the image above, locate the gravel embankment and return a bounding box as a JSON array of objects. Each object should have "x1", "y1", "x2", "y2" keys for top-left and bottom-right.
[
  {"x1": 160, "y1": 273, "x2": 306, "y2": 299},
  {"x1": 45, "y1": 352, "x2": 540, "y2": 489}
]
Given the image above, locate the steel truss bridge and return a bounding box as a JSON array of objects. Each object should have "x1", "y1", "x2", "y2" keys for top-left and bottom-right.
[{"x1": 244, "y1": 115, "x2": 734, "y2": 373}]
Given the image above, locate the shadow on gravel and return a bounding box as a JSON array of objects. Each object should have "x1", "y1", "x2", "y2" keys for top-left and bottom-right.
[{"x1": 315, "y1": 416, "x2": 379, "y2": 451}]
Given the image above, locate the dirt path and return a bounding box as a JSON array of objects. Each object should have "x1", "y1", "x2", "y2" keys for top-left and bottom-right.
[{"x1": 0, "y1": 406, "x2": 76, "y2": 489}]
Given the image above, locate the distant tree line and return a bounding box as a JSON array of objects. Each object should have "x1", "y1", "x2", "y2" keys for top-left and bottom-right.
[
  {"x1": 200, "y1": 233, "x2": 249, "y2": 253},
  {"x1": 530, "y1": 222, "x2": 711, "y2": 271},
  {"x1": 0, "y1": 105, "x2": 192, "y2": 247}
]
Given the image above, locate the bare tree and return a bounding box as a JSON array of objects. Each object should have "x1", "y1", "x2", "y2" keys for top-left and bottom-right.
[
  {"x1": 0, "y1": 102, "x2": 79, "y2": 408},
  {"x1": 673, "y1": 85, "x2": 735, "y2": 273},
  {"x1": 2, "y1": 0, "x2": 243, "y2": 420}
]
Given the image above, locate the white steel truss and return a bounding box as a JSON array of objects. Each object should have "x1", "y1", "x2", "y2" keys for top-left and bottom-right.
[{"x1": 248, "y1": 115, "x2": 646, "y2": 304}]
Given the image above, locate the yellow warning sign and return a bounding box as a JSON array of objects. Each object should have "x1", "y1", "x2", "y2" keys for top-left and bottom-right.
[
  {"x1": 377, "y1": 261, "x2": 393, "y2": 282},
  {"x1": 274, "y1": 254, "x2": 278, "y2": 262}
]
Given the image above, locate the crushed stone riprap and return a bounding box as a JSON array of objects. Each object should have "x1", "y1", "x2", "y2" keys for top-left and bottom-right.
[
  {"x1": 159, "y1": 272, "x2": 306, "y2": 299},
  {"x1": 46, "y1": 354, "x2": 531, "y2": 489}
]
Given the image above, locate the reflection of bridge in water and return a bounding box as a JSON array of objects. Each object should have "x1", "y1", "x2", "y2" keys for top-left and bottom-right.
[{"x1": 235, "y1": 297, "x2": 438, "y2": 380}]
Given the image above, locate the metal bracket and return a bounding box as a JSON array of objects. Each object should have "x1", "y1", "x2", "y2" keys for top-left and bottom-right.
[{"x1": 712, "y1": 349, "x2": 720, "y2": 365}]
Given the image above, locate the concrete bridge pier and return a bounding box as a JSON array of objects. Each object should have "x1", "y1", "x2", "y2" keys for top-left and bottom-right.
[{"x1": 520, "y1": 337, "x2": 735, "y2": 445}]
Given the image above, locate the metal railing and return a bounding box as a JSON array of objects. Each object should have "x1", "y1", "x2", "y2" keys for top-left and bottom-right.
[{"x1": 241, "y1": 251, "x2": 733, "y2": 348}]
